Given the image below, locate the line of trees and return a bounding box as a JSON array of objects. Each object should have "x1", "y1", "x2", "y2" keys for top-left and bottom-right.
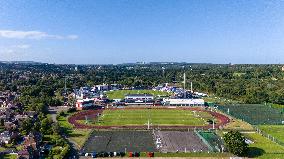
[{"x1": 1, "y1": 63, "x2": 284, "y2": 105}]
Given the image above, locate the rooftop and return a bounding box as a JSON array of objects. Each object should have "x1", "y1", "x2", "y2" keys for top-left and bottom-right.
[{"x1": 125, "y1": 94, "x2": 153, "y2": 97}]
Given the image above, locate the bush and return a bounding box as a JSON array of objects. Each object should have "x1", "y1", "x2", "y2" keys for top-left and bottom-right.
[
  {"x1": 60, "y1": 144, "x2": 71, "y2": 158},
  {"x1": 56, "y1": 138, "x2": 66, "y2": 147},
  {"x1": 50, "y1": 146, "x2": 63, "y2": 156},
  {"x1": 59, "y1": 111, "x2": 65, "y2": 117},
  {"x1": 67, "y1": 107, "x2": 76, "y2": 113},
  {"x1": 224, "y1": 130, "x2": 248, "y2": 156},
  {"x1": 56, "y1": 114, "x2": 60, "y2": 120}
]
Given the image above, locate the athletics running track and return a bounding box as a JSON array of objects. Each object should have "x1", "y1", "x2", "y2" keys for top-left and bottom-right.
[{"x1": 68, "y1": 107, "x2": 230, "y2": 129}]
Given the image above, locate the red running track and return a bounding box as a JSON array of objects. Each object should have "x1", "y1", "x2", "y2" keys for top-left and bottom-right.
[{"x1": 68, "y1": 107, "x2": 230, "y2": 129}]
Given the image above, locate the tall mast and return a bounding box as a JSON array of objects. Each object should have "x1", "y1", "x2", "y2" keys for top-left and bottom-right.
[
  {"x1": 183, "y1": 72, "x2": 186, "y2": 98},
  {"x1": 64, "y1": 76, "x2": 67, "y2": 96}
]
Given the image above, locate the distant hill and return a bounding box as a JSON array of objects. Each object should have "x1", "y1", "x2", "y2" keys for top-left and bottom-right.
[{"x1": 0, "y1": 61, "x2": 46, "y2": 65}]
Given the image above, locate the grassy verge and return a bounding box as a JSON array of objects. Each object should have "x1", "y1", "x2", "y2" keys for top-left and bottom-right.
[
  {"x1": 258, "y1": 125, "x2": 284, "y2": 143},
  {"x1": 58, "y1": 114, "x2": 73, "y2": 129},
  {"x1": 57, "y1": 112, "x2": 91, "y2": 149},
  {"x1": 244, "y1": 133, "x2": 284, "y2": 158},
  {"x1": 69, "y1": 129, "x2": 92, "y2": 148},
  {"x1": 139, "y1": 152, "x2": 232, "y2": 157},
  {"x1": 223, "y1": 118, "x2": 254, "y2": 131},
  {"x1": 0, "y1": 147, "x2": 6, "y2": 151}
]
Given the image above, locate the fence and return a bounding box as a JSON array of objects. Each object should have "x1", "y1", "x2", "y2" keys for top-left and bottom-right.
[
  {"x1": 253, "y1": 126, "x2": 284, "y2": 147},
  {"x1": 217, "y1": 104, "x2": 284, "y2": 147},
  {"x1": 194, "y1": 129, "x2": 223, "y2": 152},
  {"x1": 217, "y1": 104, "x2": 284, "y2": 125}
]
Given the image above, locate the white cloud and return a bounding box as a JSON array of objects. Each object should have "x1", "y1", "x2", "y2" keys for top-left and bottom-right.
[
  {"x1": 0, "y1": 48, "x2": 24, "y2": 60},
  {"x1": 66, "y1": 35, "x2": 78, "y2": 40},
  {"x1": 13, "y1": 44, "x2": 30, "y2": 49},
  {"x1": 0, "y1": 44, "x2": 30, "y2": 59},
  {"x1": 0, "y1": 30, "x2": 78, "y2": 40},
  {"x1": 5, "y1": 49, "x2": 14, "y2": 53}
]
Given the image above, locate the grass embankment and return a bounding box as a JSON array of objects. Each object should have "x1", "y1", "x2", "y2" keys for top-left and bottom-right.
[
  {"x1": 57, "y1": 112, "x2": 91, "y2": 148},
  {"x1": 223, "y1": 118, "x2": 254, "y2": 131},
  {"x1": 219, "y1": 110, "x2": 284, "y2": 159},
  {"x1": 85, "y1": 109, "x2": 213, "y2": 126},
  {"x1": 244, "y1": 133, "x2": 284, "y2": 158},
  {"x1": 106, "y1": 90, "x2": 171, "y2": 99},
  {"x1": 258, "y1": 125, "x2": 284, "y2": 143}
]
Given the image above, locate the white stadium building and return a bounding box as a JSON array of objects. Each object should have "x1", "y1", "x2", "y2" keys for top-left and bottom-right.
[{"x1": 163, "y1": 98, "x2": 204, "y2": 106}]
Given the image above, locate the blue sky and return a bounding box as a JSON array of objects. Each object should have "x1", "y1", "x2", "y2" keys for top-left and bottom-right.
[{"x1": 0, "y1": 0, "x2": 284, "y2": 64}]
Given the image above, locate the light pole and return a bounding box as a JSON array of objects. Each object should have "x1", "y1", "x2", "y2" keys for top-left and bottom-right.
[
  {"x1": 144, "y1": 93, "x2": 147, "y2": 107},
  {"x1": 212, "y1": 119, "x2": 215, "y2": 130}
]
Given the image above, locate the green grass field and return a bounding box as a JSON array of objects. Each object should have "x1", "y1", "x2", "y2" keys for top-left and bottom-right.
[
  {"x1": 258, "y1": 125, "x2": 284, "y2": 144},
  {"x1": 244, "y1": 133, "x2": 284, "y2": 158},
  {"x1": 106, "y1": 89, "x2": 171, "y2": 99},
  {"x1": 92, "y1": 109, "x2": 213, "y2": 126},
  {"x1": 57, "y1": 113, "x2": 91, "y2": 148}
]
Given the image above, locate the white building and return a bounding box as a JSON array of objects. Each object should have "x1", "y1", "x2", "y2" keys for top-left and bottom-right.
[
  {"x1": 76, "y1": 98, "x2": 95, "y2": 110},
  {"x1": 95, "y1": 84, "x2": 109, "y2": 91},
  {"x1": 125, "y1": 94, "x2": 154, "y2": 105},
  {"x1": 163, "y1": 98, "x2": 204, "y2": 106}
]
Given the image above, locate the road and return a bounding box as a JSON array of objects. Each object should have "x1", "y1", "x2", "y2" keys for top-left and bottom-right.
[
  {"x1": 48, "y1": 106, "x2": 69, "y2": 122},
  {"x1": 48, "y1": 106, "x2": 80, "y2": 159}
]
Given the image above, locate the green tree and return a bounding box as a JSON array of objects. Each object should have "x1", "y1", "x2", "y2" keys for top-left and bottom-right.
[
  {"x1": 52, "y1": 123, "x2": 61, "y2": 135},
  {"x1": 224, "y1": 130, "x2": 248, "y2": 156},
  {"x1": 40, "y1": 118, "x2": 53, "y2": 135},
  {"x1": 33, "y1": 121, "x2": 41, "y2": 132},
  {"x1": 20, "y1": 118, "x2": 33, "y2": 135}
]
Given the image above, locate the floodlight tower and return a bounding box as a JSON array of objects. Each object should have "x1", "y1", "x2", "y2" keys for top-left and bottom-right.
[
  {"x1": 190, "y1": 67, "x2": 193, "y2": 93},
  {"x1": 144, "y1": 93, "x2": 147, "y2": 107},
  {"x1": 183, "y1": 72, "x2": 186, "y2": 99}
]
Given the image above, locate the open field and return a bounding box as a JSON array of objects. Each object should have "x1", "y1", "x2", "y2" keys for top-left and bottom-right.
[
  {"x1": 106, "y1": 90, "x2": 171, "y2": 99},
  {"x1": 57, "y1": 113, "x2": 92, "y2": 148},
  {"x1": 258, "y1": 125, "x2": 284, "y2": 144},
  {"x1": 218, "y1": 104, "x2": 284, "y2": 125},
  {"x1": 82, "y1": 130, "x2": 156, "y2": 153},
  {"x1": 243, "y1": 133, "x2": 284, "y2": 158},
  {"x1": 94, "y1": 109, "x2": 210, "y2": 126},
  {"x1": 155, "y1": 131, "x2": 208, "y2": 152},
  {"x1": 65, "y1": 108, "x2": 232, "y2": 157},
  {"x1": 68, "y1": 108, "x2": 230, "y2": 129},
  {"x1": 69, "y1": 129, "x2": 92, "y2": 148}
]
